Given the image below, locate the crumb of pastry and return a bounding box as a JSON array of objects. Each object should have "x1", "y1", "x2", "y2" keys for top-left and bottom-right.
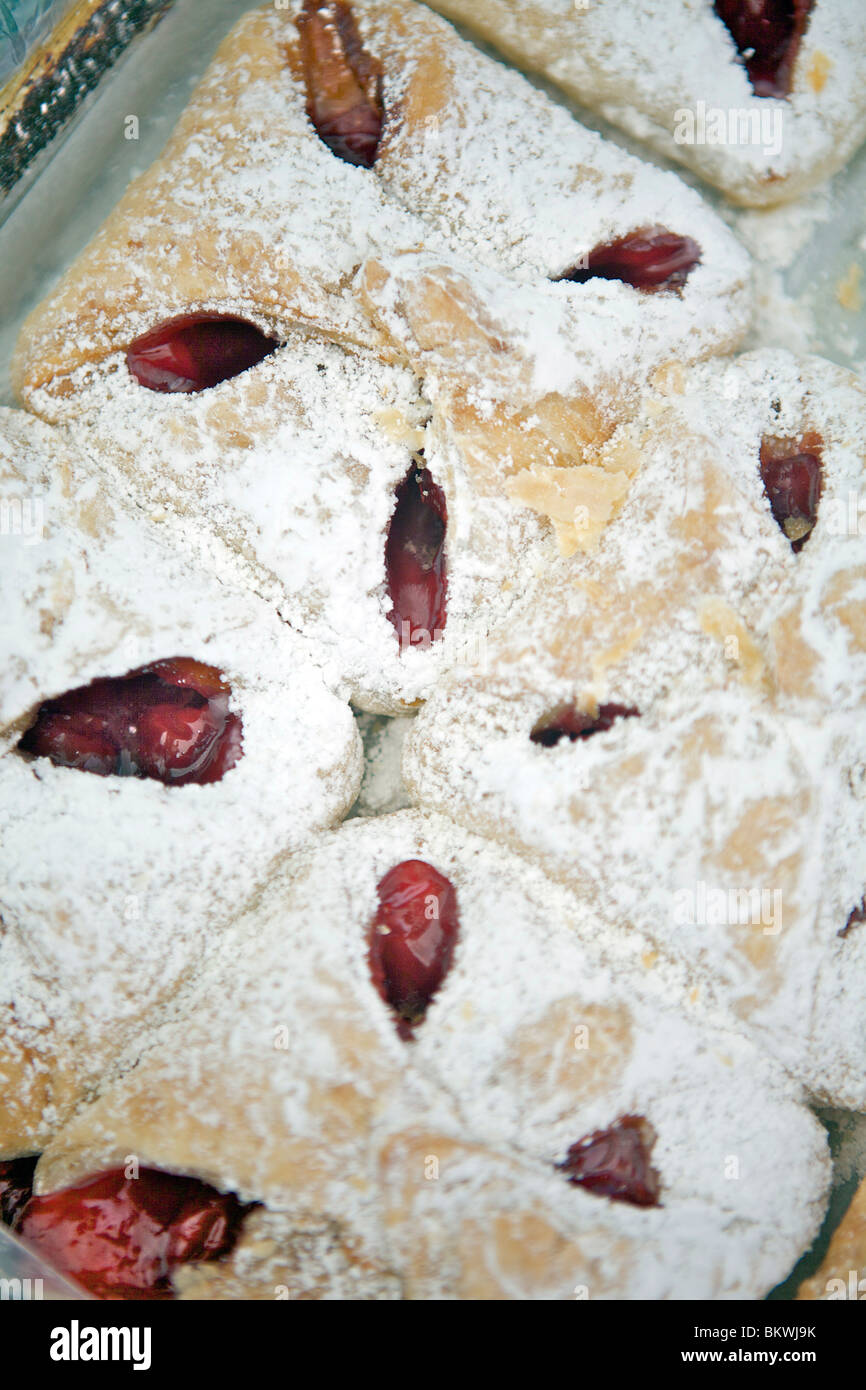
[{"x1": 806, "y1": 51, "x2": 833, "y2": 94}]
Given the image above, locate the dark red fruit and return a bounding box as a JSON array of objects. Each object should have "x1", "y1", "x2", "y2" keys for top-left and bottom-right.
[
  {"x1": 126, "y1": 315, "x2": 278, "y2": 392},
  {"x1": 0, "y1": 1157, "x2": 38, "y2": 1227},
  {"x1": 559, "y1": 229, "x2": 701, "y2": 293},
  {"x1": 12, "y1": 1167, "x2": 248, "y2": 1300},
  {"x1": 840, "y1": 898, "x2": 865, "y2": 939},
  {"x1": 558, "y1": 1115, "x2": 661, "y2": 1208},
  {"x1": 714, "y1": 0, "x2": 815, "y2": 99},
  {"x1": 296, "y1": 0, "x2": 384, "y2": 168},
  {"x1": 531, "y1": 702, "x2": 640, "y2": 747},
  {"x1": 385, "y1": 465, "x2": 448, "y2": 650},
  {"x1": 19, "y1": 657, "x2": 243, "y2": 786},
  {"x1": 759, "y1": 437, "x2": 822, "y2": 550},
  {"x1": 368, "y1": 860, "x2": 459, "y2": 1038}
]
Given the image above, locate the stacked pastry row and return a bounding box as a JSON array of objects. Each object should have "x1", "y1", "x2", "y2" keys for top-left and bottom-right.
[{"x1": 1, "y1": 0, "x2": 863, "y2": 1300}]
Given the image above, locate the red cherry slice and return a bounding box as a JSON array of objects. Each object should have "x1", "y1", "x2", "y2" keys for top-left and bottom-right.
[
  {"x1": 296, "y1": 0, "x2": 384, "y2": 168},
  {"x1": 0, "y1": 1157, "x2": 38, "y2": 1227},
  {"x1": 369, "y1": 860, "x2": 459, "y2": 1038},
  {"x1": 194, "y1": 712, "x2": 244, "y2": 785},
  {"x1": 714, "y1": 0, "x2": 815, "y2": 99},
  {"x1": 558, "y1": 1115, "x2": 661, "y2": 1207},
  {"x1": 126, "y1": 315, "x2": 278, "y2": 393},
  {"x1": 18, "y1": 658, "x2": 243, "y2": 787},
  {"x1": 21, "y1": 711, "x2": 120, "y2": 775},
  {"x1": 135, "y1": 703, "x2": 223, "y2": 781},
  {"x1": 12, "y1": 1167, "x2": 248, "y2": 1301},
  {"x1": 559, "y1": 228, "x2": 701, "y2": 293},
  {"x1": 759, "y1": 438, "x2": 822, "y2": 551},
  {"x1": 531, "y1": 702, "x2": 640, "y2": 747},
  {"x1": 385, "y1": 466, "x2": 448, "y2": 650}
]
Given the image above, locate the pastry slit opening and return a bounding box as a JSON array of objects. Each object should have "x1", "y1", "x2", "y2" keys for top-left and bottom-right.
[
  {"x1": 840, "y1": 898, "x2": 865, "y2": 939},
  {"x1": 296, "y1": 0, "x2": 385, "y2": 168},
  {"x1": 126, "y1": 315, "x2": 278, "y2": 393},
  {"x1": 714, "y1": 0, "x2": 816, "y2": 99},
  {"x1": 759, "y1": 434, "x2": 823, "y2": 551},
  {"x1": 2, "y1": 1163, "x2": 251, "y2": 1300},
  {"x1": 557, "y1": 1115, "x2": 662, "y2": 1207},
  {"x1": 368, "y1": 860, "x2": 459, "y2": 1039},
  {"x1": 385, "y1": 460, "x2": 448, "y2": 653},
  {"x1": 555, "y1": 228, "x2": 701, "y2": 294},
  {"x1": 17, "y1": 658, "x2": 243, "y2": 786},
  {"x1": 530, "y1": 702, "x2": 641, "y2": 747}
]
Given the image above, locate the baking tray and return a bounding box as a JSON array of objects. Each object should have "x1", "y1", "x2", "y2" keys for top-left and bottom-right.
[
  {"x1": 0, "y1": 0, "x2": 177, "y2": 215},
  {"x1": 0, "y1": 0, "x2": 863, "y2": 1301}
]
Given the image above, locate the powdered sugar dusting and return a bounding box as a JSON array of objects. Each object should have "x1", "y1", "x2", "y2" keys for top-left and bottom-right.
[
  {"x1": 33, "y1": 812, "x2": 830, "y2": 1299},
  {"x1": 0, "y1": 406, "x2": 362, "y2": 1151},
  {"x1": 424, "y1": 0, "x2": 866, "y2": 205},
  {"x1": 405, "y1": 349, "x2": 866, "y2": 1106}
]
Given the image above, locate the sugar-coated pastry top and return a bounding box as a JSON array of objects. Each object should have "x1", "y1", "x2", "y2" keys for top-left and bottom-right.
[
  {"x1": 13, "y1": 0, "x2": 751, "y2": 399},
  {"x1": 423, "y1": 0, "x2": 866, "y2": 205},
  {"x1": 0, "y1": 406, "x2": 362, "y2": 1151},
  {"x1": 404, "y1": 350, "x2": 866, "y2": 1107},
  {"x1": 8, "y1": 1, "x2": 751, "y2": 709},
  {"x1": 1, "y1": 0, "x2": 863, "y2": 1304},
  {"x1": 27, "y1": 813, "x2": 831, "y2": 1300}
]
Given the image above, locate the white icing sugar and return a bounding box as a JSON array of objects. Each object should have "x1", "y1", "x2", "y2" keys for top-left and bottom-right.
[{"x1": 34, "y1": 812, "x2": 830, "y2": 1300}]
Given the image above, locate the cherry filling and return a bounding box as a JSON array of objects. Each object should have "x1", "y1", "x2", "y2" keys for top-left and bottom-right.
[
  {"x1": 531, "y1": 702, "x2": 640, "y2": 747},
  {"x1": 18, "y1": 657, "x2": 243, "y2": 786},
  {"x1": 126, "y1": 315, "x2": 278, "y2": 393},
  {"x1": 368, "y1": 860, "x2": 459, "y2": 1039},
  {"x1": 296, "y1": 0, "x2": 384, "y2": 168},
  {"x1": 0, "y1": 1157, "x2": 38, "y2": 1227},
  {"x1": 714, "y1": 0, "x2": 815, "y2": 99},
  {"x1": 385, "y1": 465, "x2": 448, "y2": 650},
  {"x1": 558, "y1": 228, "x2": 701, "y2": 293},
  {"x1": 840, "y1": 899, "x2": 865, "y2": 939},
  {"x1": 7, "y1": 1167, "x2": 248, "y2": 1300},
  {"x1": 759, "y1": 436, "x2": 822, "y2": 550},
  {"x1": 558, "y1": 1116, "x2": 662, "y2": 1208}
]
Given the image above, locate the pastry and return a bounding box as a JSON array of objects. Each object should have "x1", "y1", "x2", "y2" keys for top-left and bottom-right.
[
  {"x1": 0, "y1": 0, "x2": 859, "y2": 1306},
  {"x1": 423, "y1": 0, "x2": 866, "y2": 206},
  {"x1": 0, "y1": 813, "x2": 831, "y2": 1300},
  {"x1": 0, "y1": 408, "x2": 362, "y2": 1153},
  {"x1": 10, "y1": 0, "x2": 751, "y2": 710},
  {"x1": 403, "y1": 349, "x2": 866, "y2": 1107}
]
